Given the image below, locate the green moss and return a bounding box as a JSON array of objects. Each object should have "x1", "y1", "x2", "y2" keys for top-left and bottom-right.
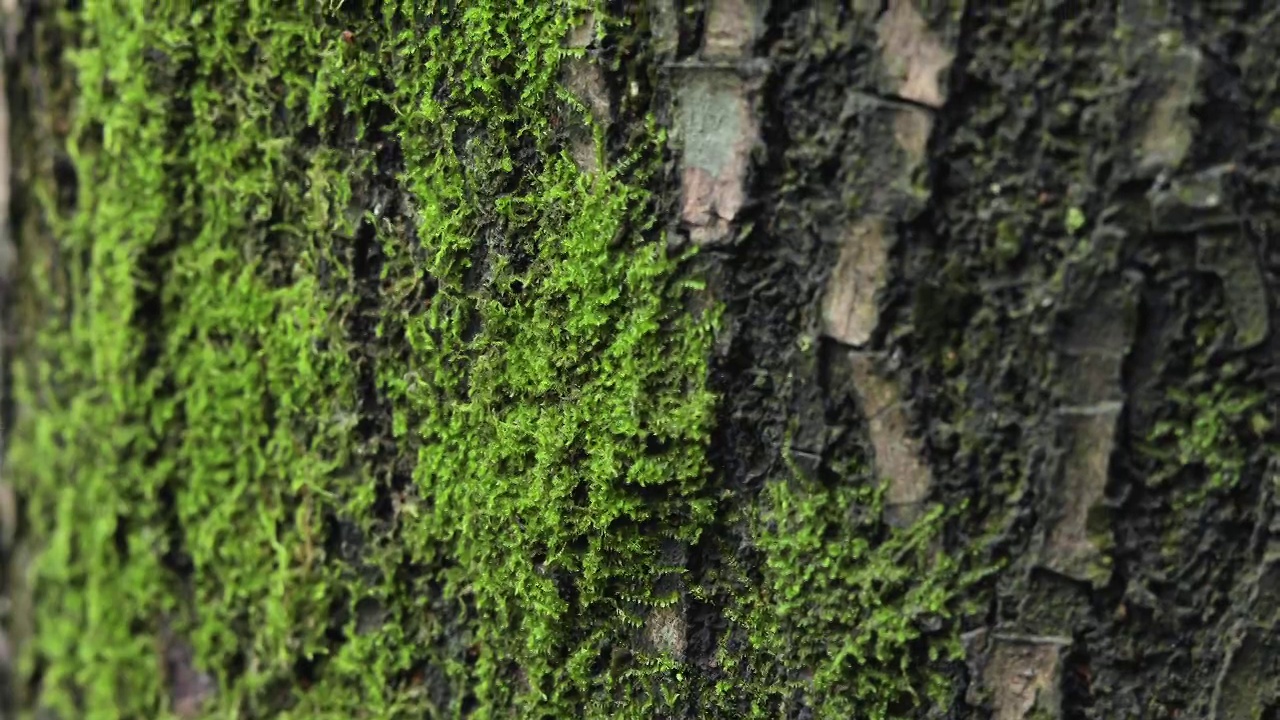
[
  {"x1": 11, "y1": 1, "x2": 716, "y2": 717},
  {"x1": 995, "y1": 218, "x2": 1021, "y2": 263},
  {"x1": 1064, "y1": 206, "x2": 1087, "y2": 235},
  {"x1": 708, "y1": 453, "x2": 993, "y2": 720},
  {"x1": 1147, "y1": 365, "x2": 1267, "y2": 510},
  {"x1": 8, "y1": 1, "x2": 997, "y2": 718},
  {"x1": 1143, "y1": 303, "x2": 1270, "y2": 511}
]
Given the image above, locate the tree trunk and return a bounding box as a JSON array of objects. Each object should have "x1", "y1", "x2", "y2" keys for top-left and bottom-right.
[{"x1": 3, "y1": 1, "x2": 1279, "y2": 719}]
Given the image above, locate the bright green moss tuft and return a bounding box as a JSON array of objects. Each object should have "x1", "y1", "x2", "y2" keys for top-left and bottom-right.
[{"x1": 708, "y1": 453, "x2": 991, "y2": 720}]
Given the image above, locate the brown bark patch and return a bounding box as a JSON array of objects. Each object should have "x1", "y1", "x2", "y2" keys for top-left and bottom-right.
[
  {"x1": 159, "y1": 622, "x2": 217, "y2": 718},
  {"x1": 1136, "y1": 41, "x2": 1201, "y2": 176},
  {"x1": 892, "y1": 105, "x2": 933, "y2": 167},
  {"x1": 561, "y1": 59, "x2": 609, "y2": 129},
  {"x1": 970, "y1": 633, "x2": 1069, "y2": 720},
  {"x1": 560, "y1": 25, "x2": 609, "y2": 178},
  {"x1": 702, "y1": 0, "x2": 764, "y2": 59},
  {"x1": 565, "y1": 11, "x2": 596, "y2": 50},
  {"x1": 822, "y1": 218, "x2": 889, "y2": 347},
  {"x1": 645, "y1": 604, "x2": 687, "y2": 661},
  {"x1": 850, "y1": 352, "x2": 931, "y2": 525},
  {"x1": 875, "y1": 0, "x2": 954, "y2": 108}
]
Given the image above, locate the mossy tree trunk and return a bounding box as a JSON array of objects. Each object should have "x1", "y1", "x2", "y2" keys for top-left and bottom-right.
[{"x1": 3, "y1": 1, "x2": 1280, "y2": 719}]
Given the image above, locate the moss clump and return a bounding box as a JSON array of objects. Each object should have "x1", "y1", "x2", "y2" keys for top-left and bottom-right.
[
  {"x1": 1146, "y1": 353, "x2": 1268, "y2": 510},
  {"x1": 1141, "y1": 308, "x2": 1269, "y2": 509},
  {"x1": 705, "y1": 453, "x2": 992, "y2": 720},
  {"x1": 11, "y1": 1, "x2": 715, "y2": 717}
]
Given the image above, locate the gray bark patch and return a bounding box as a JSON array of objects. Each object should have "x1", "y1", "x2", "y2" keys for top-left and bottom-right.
[{"x1": 676, "y1": 72, "x2": 757, "y2": 247}]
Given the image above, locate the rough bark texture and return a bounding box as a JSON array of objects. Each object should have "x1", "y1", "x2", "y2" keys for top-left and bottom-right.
[{"x1": 4, "y1": 1, "x2": 1280, "y2": 719}]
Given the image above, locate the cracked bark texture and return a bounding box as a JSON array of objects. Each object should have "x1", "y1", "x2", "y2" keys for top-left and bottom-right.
[{"x1": 672, "y1": 0, "x2": 1280, "y2": 717}]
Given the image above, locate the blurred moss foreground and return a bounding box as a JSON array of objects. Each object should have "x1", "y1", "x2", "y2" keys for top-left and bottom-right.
[
  {"x1": 7, "y1": 2, "x2": 983, "y2": 718},
  {"x1": 11, "y1": 1, "x2": 718, "y2": 716}
]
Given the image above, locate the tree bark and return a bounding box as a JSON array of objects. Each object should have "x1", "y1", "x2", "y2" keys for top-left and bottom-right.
[
  {"x1": 686, "y1": 2, "x2": 1280, "y2": 717},
  {"x1": 4, "y1": 1, "x2": 1280, "y2": 719}
]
